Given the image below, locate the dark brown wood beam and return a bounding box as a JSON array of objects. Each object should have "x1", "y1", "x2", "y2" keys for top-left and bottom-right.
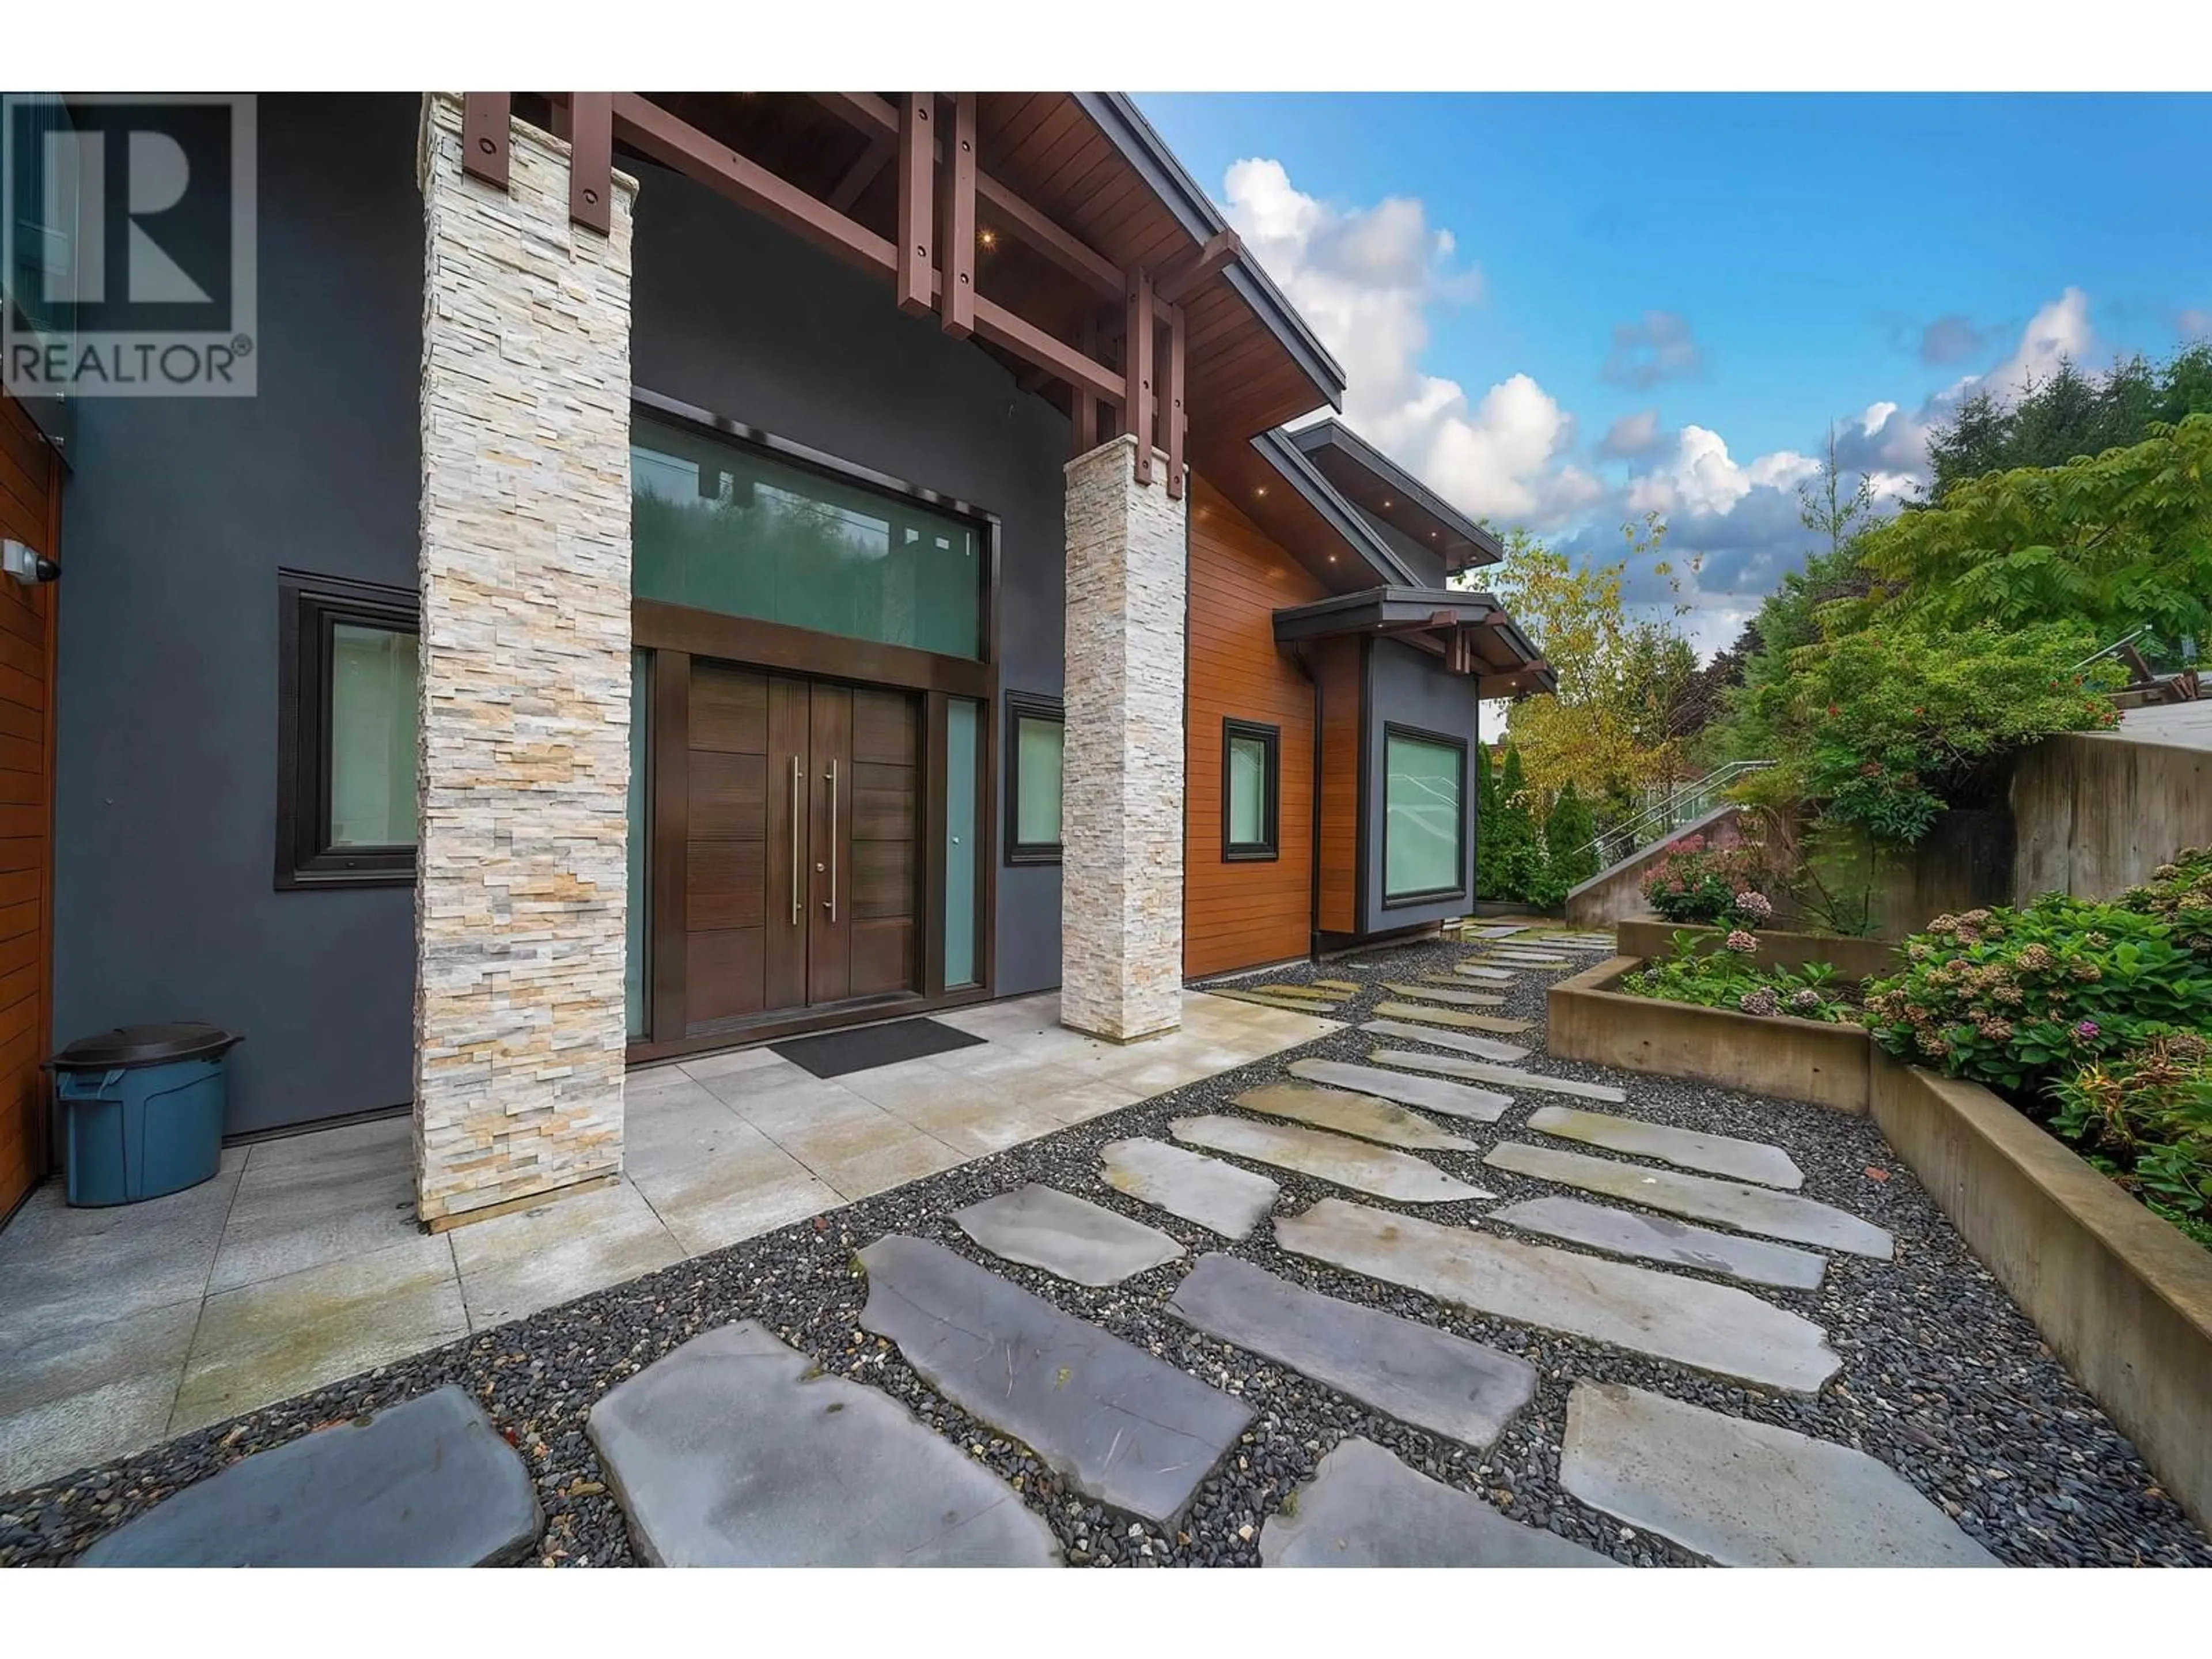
[
  {"x1": 1155, "y1": 230, "x2": 1240, "y2": 304},
  {"x1": 612, "y1": 94, "x2": 896, "y2": 276},
  {"x1": 463, "y1": 93, "x2": 512, "y2": 188},
  {"x1": 896, "y1": 94, "x2": 934, "y2": 317},
  {"x1": 827, "y1": 131, "x2": 893, "y2": 211},
  {"x1": 1164, "y1": 302, "x2": 1187, "y2": 499},
  {"x1": 1071, "y1": 310, "x2": 1101, "y2": 454},
  {"x1": 938, "y1": 93, "x2": 976, "y2": 339},
  {"x1": 567, "y1": 93, "x2": 613, "y2": 233},
  {"x1": 975, "y1": 297, "x2": 1120, "y2": 403},
  {"x1": 1124, "y1": 267, "x2": 1155, "y2": 486},
  {"x1": 813, "y1": 90, "x2": 1122, "y2": 298}
]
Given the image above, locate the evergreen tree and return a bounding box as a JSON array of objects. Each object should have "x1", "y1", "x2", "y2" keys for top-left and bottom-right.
[
  {"x1": 1475, "y1": 744, "x2": 1507, "y2": 899},
  {"x1": 1543, "y1": 781, "x2": 1598, "y2": 893},
  {"x1": 1491, "y1": 747, "x2": 1544, "y2": 902}
]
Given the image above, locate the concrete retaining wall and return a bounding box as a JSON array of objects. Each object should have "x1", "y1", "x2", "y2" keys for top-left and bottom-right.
[
  {"x1": 1562, "y1": 804, "x2": 1748, "y2": 930},
  {"x1": 1869, "y1": 1051, "x2": 2212, "y2": 1534},
  {"x1": 1614, "y1": 920, "x2": 1902, "y2": 984},
  {"x1": 1547, "y1": 957, "x2": 1870, "y2": 1114},
  {"x1": 2012, "y1": 728, "x2": 2212, "y2": 904}
]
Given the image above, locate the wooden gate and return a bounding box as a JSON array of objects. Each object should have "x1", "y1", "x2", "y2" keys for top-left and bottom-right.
[{"x1": 0, "y1": 391, "x2": 58, "y2": 1222}]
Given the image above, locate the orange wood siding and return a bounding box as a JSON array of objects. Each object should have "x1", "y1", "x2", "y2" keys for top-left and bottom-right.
[
  {"x1": 1315, "y1": 637, "x2": 1361, "y2": 935},
  {"x1": 0, "y1": 391, "x2": 56, "y2": 1220},
  {"x1": 1183, "y1": 478, "x2": 1325, "y2": 978}
]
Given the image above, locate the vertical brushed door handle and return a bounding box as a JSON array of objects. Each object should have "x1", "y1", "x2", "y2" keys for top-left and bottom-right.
[
  {"x1": 790, "y1": 755, "x2": 803, "y2": 926},
  {"x1": 824, "y1": 759, "x2": 839, "y2": 919}
]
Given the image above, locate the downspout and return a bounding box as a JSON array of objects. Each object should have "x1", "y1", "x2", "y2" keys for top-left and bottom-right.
[{"x1": 1290, "y1": 642, "x2": 1324, "y2": 960}]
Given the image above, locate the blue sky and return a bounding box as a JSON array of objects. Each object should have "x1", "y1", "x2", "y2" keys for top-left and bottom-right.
[{"x1": 1136, "y1": 93, "x2": 2212, "y2": 650}]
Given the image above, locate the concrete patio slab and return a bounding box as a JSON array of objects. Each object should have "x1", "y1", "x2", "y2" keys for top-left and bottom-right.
[
  {"x1": 207, "y1": 1116, "x2": 418, "y2": 1294},
  {"x1": 0, "y1": 1300, "x2": 198, "y2": 1495},
  {"x1": 170, "y1": 1234, "x2": 466, "y2": 1436},
  {"x1": 450, "y1": 1179, "x2": 685, "y2": 1331}
]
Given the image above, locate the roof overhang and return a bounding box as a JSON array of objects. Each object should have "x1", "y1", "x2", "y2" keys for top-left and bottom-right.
[
  {"x1": 1272, "y1": 586, "x2": 1555, "y2": 696},
  {"x1": 1287, "y1": 418, "x2": 1503, "y2": 573}
]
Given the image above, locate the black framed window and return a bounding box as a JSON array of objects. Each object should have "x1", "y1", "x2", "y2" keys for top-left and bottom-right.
[
  {"x1": 276, "y1": 571, "x2": 419, "y2": 889},
  {"x1": 1381, "y1": 722, "x2": 1468, "y2": 904},
  {"x1": 1005, "y1": 690, "x2": 1063, "y2": 865},
  {"x1": 1222, "y1": 718, "x2": 1280, "y2": 861}
]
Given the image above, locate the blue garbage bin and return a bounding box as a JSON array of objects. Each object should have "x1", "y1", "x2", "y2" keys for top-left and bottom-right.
[{"x1": 51, "y1": 1024, "x2": 243, "y2": 1207}]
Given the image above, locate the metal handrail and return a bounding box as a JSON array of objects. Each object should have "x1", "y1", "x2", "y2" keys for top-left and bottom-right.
[{"x1": 1570, "y1": 759, "x2": 1775, "y2": 867}]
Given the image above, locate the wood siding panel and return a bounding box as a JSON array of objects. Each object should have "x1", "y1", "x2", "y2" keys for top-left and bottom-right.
[
  {"x1": 1316, "y1": 637, "x2": 1362, "y2": 936},
  {"x1": 0, "y1": 391, "x2": 53, "y2": 1220},
  {"x1": 1182, "y1": 478, "x2": 1327, "y2": 979}
]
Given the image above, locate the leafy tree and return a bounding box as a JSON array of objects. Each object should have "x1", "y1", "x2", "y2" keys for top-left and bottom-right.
[
  {"x1": 1479, "y1": 745, "x2": 1545, "y2": 902},
  {"x1": 1857, "y1": 414, "x2": 2212, "y2": 646},
  {"x1": 1925, "y1": 343, "x2": 2212, "y2": 502},
  {"x1": 1543, "y1": 781, "x2": 1597, "y2": 892},
  {"x1": 1800, "y1": 422, "x2": 1881, "y2": 563}
]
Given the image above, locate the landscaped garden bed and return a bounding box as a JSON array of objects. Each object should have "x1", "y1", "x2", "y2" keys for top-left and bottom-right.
[{"x1": 1615, "y1": 918, "x2": 1897, "y2": 982}]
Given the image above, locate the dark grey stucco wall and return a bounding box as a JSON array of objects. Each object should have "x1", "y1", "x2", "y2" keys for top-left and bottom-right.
[
  {"x1": 1362, "y1": 638, "x2": 1478, "y2": 934},
  {"x1": 1349, "y1": 503, "x2": 1446, "y2": 590},
  {"x1": 627, "y1": 160, "x2": 1071, "y2": 998},
  {"x1": 53, "y1": 94, "x2": 424, "y2": 1135},
  {"x1": 53, "y1": 102, "x2": 1076, "y2": 1141}
]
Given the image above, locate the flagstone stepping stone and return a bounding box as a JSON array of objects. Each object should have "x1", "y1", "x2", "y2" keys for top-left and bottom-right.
[
  {"x1": 1277, "y1": 1198, "x2": 1842, "y2": 1394},
  {"x1": 1362, "y1": 1019, "x2": 1531, "y2": 1062},
  {"x1": 1488, "y1": 1195, "x2": 1827, "y2": 1291},
  {"x1": 1288, "y1": 1058, "x2": 1512, "y2": 1122},
  {"x1": 1261, "y1": 1438, "x2": 1618, "y2": 1567},
  {"x1": 1373, "y1": 1001, "x2": 1535, "y2": 1036},
  {"x1": 1469, "y1": 924, "x2": 1531, "y2": 938},
  {"x1": 1101, "y1": 1138, "x2": 1279, "y2": 1240},
  {"x1": 585, "y1": 1321, "x2": 1060, "y2": 1566},
  {"x1": 80, "y1": 1384, "x2": 540, "y2": 1567},
  {"x1": 1448, "y1": 965, "x2": 1517, "y2": 982},
  {"x1": 1527, "y1": 1105, "x2": 1804, "y2": 1190},
  {"x1": 1172, "y1": 1115, "x2": 1490, "y2": 1203},
  {"x1": 1560, "y1": 1382, "x2": 1999, "y2": 1567},
  {"x1": 1369, "y1": 1049, "x2": 1628, "y2": 1103},
  {"x1": 857, "y1": 1236, "x2": 1251, "y2": 1524},
  {"x1": 1169, "y1": 1256, "x2": 1535, "y2": 1448},
  {"x1": 953, "y1": 1183, "x2": 1184, "y2": 1285},
  {"x1": 1207, "y1": 987, "x2": 1342, "y2": 1014},
  {"x1": 1484, "y1": 952, "x2": 1570, "y2": 967},
  {"x1": 1310, "y1": 978, "x2": 1362, "y2": 993},
  {"x1": 1253, "y1": 982, "x2": 1339, "y2": 1001},
  {"x1": 1233, "y1": 1083, "x2": 1483, "y2": 1152},
  {"x1": 1380, "y1": 982, "x2": 1506, "y2": 1007},
  {"x1": 1483, "y1": 1141, "x2": 1893, "y2": 1259}
]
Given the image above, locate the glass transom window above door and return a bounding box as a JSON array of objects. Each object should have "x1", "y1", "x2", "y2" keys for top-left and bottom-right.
[{"x1": 632, "y1": 415, "x2": 983, "y2": 659}]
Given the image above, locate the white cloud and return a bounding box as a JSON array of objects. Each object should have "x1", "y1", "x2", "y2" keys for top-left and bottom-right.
[
  {"x1": 1602, "y1": 310, "x2": 1704, "y2": 388},
  {"x1": 1981, "y1": 286, "x2": 2094, "y2": 401},
  {"x1": 1221, "y1": 157, "x2": 1575, "y2": 525},
  {"x1": 1626, "y1": 425, "x2": 1815, "y2": 518},
  {"x1": 2181, "y1": 308, "x2": 2211, "y2": 339},
  {"x1": 1599, "y1": 408, "x2": 1664, "y2": 458}
]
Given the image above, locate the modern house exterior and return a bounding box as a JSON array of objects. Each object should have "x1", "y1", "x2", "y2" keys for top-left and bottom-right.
[{"x1": 0, "y1": 91, "x2": 1548, "y2": 1231}]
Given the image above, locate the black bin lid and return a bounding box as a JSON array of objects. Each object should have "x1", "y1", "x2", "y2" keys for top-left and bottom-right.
[{"x1": 52, "y1": 1022, "x2": 241, "y2": 1070}]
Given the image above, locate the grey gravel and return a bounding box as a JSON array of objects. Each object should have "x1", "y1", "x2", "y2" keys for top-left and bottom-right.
[{"x1": 5, "y1": 935, "x2": 2206, "y2": 1569}]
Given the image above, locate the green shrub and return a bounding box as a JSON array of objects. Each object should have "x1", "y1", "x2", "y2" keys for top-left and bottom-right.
[
  {"x1": 2118, "y1": 847, "x2": 2212, "y2": 961},
  {"x1": 1619, "y1": 932, "x2": 1855, "y2": 1023},
  {"x1": 1863, "y1": 896, "x2": 2212, "y2": 1094},
  {"x1": 1638, "y1": 834, "x2": 1775, "y2": 928},
  {"x1": 2048, "y1": 1033, "x2": 2212, "y2": 1250}
]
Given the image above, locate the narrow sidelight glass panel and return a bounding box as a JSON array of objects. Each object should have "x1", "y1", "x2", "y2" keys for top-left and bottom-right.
[
  {"x1": 1016, "y1": 715, "x2": 1063, "y2": 846},
  {"x1": 626, "y1": 649, "x2": 652, "y2": 1039},
  {"x1": 944, "y1": 697, "x2": 980, "y2": 987},
  {"x1": 328, "y1": 622, "x2": 418, "y2": 847},
  {"x1": 1384, "y1": 730, "x2": 1464, "y2": 899},
  {"x1": 632, "y1": 415, "x2": 983, "y2": 658},
  {"x1": 1227, "y1": 735, "x2": 1267, "y2": 845}
]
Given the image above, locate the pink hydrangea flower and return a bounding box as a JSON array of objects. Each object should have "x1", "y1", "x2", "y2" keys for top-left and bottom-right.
[
  {"x1": 2073, "y1": 1019, "x2": 2100, "y2": 1041},
  {"x1": 1724, "y1": 930, "x2": 1758, "y2": 955},
  {"x1": 1734, "y1": 891, "x2": 1774, "y2": 921}
]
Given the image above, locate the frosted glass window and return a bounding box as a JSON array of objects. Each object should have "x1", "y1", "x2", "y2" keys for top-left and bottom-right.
[
  {"x1": 632, "y1": 416, "x2": 983, "y2": 658},
  {"x1": 1222, "y1": 719, "x2": 1278, "y2": 860},
  {"x1": 328, "y1": 623, "x2": 416, "y2": 847},
  {"x1": 944, "y1": 698, "x2": 980, "y2": 986},
  {"x1": 1016, "y1": 715, "x2": 1062, "y2": 849},
  {"x1": 1383, "y1": 730, "x2": 1465, "y2": 900}
]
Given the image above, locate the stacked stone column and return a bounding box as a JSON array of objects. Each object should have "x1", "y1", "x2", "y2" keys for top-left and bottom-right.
[
  {"x1": 412, "y1": 94, "x2": 639, "y2": 1226},
  {"x1": 1060, "y1": 435, "x2": 1188, "y2": 1041}
]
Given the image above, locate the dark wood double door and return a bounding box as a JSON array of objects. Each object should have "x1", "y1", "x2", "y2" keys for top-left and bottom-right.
[{"x1": 684, "y1": 664, "x2": 919, "y2": 1033}]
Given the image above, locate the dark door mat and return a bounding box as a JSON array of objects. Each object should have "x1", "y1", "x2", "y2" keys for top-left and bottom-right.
[{"x1": 771, "y1": 1017, "x2": 986, "y2": 1080}]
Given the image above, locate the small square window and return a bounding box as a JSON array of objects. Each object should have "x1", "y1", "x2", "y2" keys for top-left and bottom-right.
[
  {"x1": 1222, "y1": 718, "x2": 1280, "y2": 862},
  {"x1": 276, "y1": 571, "x2": 419, "y2": 889},
  {"x1": 1005, "y1": 691, "x2": 1063, "y2": 865}
]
